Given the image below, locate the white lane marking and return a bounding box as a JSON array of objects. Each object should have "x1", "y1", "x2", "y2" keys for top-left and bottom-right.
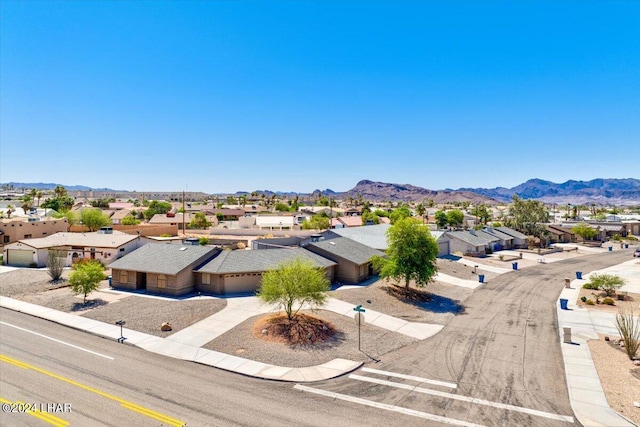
[
  {"x1": 349, "y1": 374, "x2": 574, "y2": 423},
  {"x1": 362, "y1": 367, "x2": 457, "y2": 389},
  {"x1": 0, "y1": 321, "x2": 114, "y2": 360},
  {"x1": 294, "y1": 384, "x2": 487, "y2": 427}
]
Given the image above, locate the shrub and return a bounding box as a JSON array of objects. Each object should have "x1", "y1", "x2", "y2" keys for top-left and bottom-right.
[
  {"x1": 585, "y1": 299, "x2": 595, "y2": 305},
  {"x1": 615, "y1": 307, "x2": 640, "y2": 360},
  {"x1": 498, "y1": 255, "x2": 504, "y2": 261},
  {"x1": 580, "y1": 296, "x2": 587, "y2": 302},
  {"x1": 582, "y1": 282, "x2": 600, "y2": 290},
  {"x1": 587, "y1": 273, "x2": 626, "y2": 297},
  {"x1": 159, "y1": 233, "x2": 172, "y2": 238},
  {"x1": 602, "y1": 298, "x2": 615, "y2": 306},
  {"x1": 29, "y1": 262, "x2": 37, "y2": 268}
]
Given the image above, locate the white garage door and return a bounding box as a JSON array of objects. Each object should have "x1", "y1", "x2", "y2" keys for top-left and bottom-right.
[{"x1": 8, "y1": 249, "x2": 34, "y2": 267}]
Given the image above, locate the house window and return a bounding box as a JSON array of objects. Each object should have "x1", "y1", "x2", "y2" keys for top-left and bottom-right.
[
  {"x1": 120, "y1": 248, "x2": 125, "y2": 252},
  {"x1": 202, "y1": 273, "x2": 210, "y2": 285},
  {"x1": 120, "y1": 271, "x2": 128, "y2": 283},
  {"x1": 3, "y1": 236, "x2": 8, "y2": 243},
  {"x1": 158, "y1": 275, "x2": 167, "y2": 288},
  {"x1": 24, "y1": 234, "x2": 32, "y2": 239}
]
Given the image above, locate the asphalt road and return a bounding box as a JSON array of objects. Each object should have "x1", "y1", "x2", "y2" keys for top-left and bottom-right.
[
  {"x1": 310, "y1": 250, "x2": 633, "y2": 427},
  {"x1": 1, "y1": 250, "x2": 632, "y2": 427},
  {"x1": 0, "y1": 309, "x2": 404, "y2": 427}
]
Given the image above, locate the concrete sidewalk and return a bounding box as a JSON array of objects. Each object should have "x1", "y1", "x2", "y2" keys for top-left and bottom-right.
[
  {"x1": 0, "y1": 295, "x2": 362, "y2": 382},
  {"x1": 557, "y1": 263, "x2": 638, "y2": 427}
]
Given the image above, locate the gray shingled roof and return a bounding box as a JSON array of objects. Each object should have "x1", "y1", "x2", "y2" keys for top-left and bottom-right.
[
  {"x1": 496, "y1": 226, "x2": 528, "y2": 239},
  {"x1": 482, "y1": 227, "x2": 514, "y2": 241},
  {"x1": 108, "y1": 243, "x2": 218, "y2": 275},
  {"x1": 307, "y1": 237, "x2": 385, "y2": 264},
  {"x1": 330, "y1": 223, "x2": 390, "y2": 250},
  {"x1": 445, "y1": 231, "x2": 498, "y2": 246},
  {"x1": 196, "y1": 247, "x2": 336, "y2": 274}
]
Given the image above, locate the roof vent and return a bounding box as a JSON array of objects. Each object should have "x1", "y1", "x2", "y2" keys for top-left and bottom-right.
[
  {"x1": 329, "y1": 241, "x2": 336, "y2": 245},
  {"x1": 179, "y1": 247, "x2": 187, "y2": 251}
]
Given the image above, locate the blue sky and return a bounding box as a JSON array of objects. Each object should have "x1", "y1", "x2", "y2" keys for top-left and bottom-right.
[{"x1": 1, "y1": 0, "x2": 638, "y2": 193}]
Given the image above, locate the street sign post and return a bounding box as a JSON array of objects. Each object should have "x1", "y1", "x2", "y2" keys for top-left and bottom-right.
[{"x1": 353, "y1": 305, "x2": 366, "y2": 351}]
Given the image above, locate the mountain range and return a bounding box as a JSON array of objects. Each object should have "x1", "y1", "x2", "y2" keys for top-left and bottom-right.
[{"x1": 3, "y1": 178, "x2": 639, "y2": 205}]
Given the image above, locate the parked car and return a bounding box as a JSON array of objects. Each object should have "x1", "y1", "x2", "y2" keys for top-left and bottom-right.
[{"x1": 634, "y1": 248, "x2": 640, "y2": 258}]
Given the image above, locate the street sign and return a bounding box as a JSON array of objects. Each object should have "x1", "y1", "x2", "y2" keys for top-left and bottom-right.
[
  {"x1": 354, "y1": 312, "x2": 365, "y2": 326},
  {"x1": 353, "y1": 304, "x2": 366, "y2": 313}
]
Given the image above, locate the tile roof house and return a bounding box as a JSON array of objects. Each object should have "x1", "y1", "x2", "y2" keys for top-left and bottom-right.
[
  {"x1": 3, "y1": 231, "x2": 140, "y2": 267},
  {"x1": 195, "y1": 247, "x2": 336, "y2": 294},
  {"x1": 305, "y1": 237, "x2": 384, "y2": 284},
  {"x1": 109, "y1": 243, "x2": 220, "y2": 296},
  {"x1": 336, "y1": 215, "x2": 363, "y2": 228}
]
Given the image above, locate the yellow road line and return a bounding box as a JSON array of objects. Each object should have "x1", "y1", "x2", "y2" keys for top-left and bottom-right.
[
  {"x1": 1, "y1": 397, "x2": 69, "y2": 427},
  {"x1": 1, "y1": 354, "x2": 186, "y2": 427}
]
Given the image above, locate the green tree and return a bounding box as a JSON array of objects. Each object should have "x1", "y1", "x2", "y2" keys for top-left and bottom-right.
[
  {"x1": 470, "y1": 204, "x2": 491, "y2": 224},
  {"x1": 389, "y1": 205, "x2": 412, "y2": 224},
  {"x1": 361, "y1": 211, "x2": 380, "y2": 225},
  {"x1": 143, "y1": 200, "x2": 172, "y2": 220},
  {"x1": 79, "y1": 208, "x2": 111, "y2": 231},
  {"x1": 257, "y1": 257, "x2": 330, "y2": 321},
  {"x1": 587, "y1": 273, "x2": 626, "y2": 297},
  {"x1": 301, "y1": 214, "x2": 330, "y2": 230},
  {"x1": 275, "y1": 202, "x2": 291, "y2": 212},
  {"x1": 572, "y1": 222, "x2": 598, "y2": 241},
  {"x1": 121, "y1": 216, "x2": 140, "y2": 225},
  {"x1": 506, "y1": 195, "x2": 549, "y2": 239},
  {"x1": 6, "y1": 204, "x2": 14, "y2": 218},
  {"x1": 446, "y1": 209, "x2": 464, "y2": 228},
  {"x1": 372, "y1": 218, "x2": 439, "y2": 290},
  {"x1": 435, "y1": 210, "x2": 448, "y2": 228},
  {"x1": 199, "y1": 236, "x2": 210, "y2": 246},
  {"x1": 188, "y1": 212, "x2": 212, "y2": 229},
  {"x1": 21, "y1": 195, "x2": 33, "y2": 212},
  {"x1": 69, "y1": 261, "x2": 105, "y2": 304}
]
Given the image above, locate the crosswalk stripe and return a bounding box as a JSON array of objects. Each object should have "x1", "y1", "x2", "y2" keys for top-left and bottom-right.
[
  {"x1": 294, "y1": 384, "x2": 487, "y2": 427},
  {"x1": 349, "y1": 374, "x2": 574, "y2": 423},
  {"x1": 361, "y1": 367, "x2": 457, "y2": 388}
]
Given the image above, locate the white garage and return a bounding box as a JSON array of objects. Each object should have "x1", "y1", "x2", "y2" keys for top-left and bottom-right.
[{"x1": 6, "y1": 249, "x2": 35, "y2": 267}]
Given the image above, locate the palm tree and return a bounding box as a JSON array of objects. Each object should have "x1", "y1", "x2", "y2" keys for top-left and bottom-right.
[
  {"x1": 6, "y1": 204, "x2": 14, "y2": 218},
  {"x1": 416, "y1": 203, "x2": 426, "y2": 224},
  {"x1": 36, "y1": 190, "x2": 43, "y2": 207}
]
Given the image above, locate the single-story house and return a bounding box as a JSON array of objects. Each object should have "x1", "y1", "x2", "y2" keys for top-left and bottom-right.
[
  {"x1": 445, "y1": 230, "x2": 499, "y2": 256},
  {"x1": 110, "y1": 209, "x2": 133, "y2": 225},
  {"x1": 3, "y1": 230, "x2": 140, "y2": 267},
  {"x1": 204, "y1": 208, "x2": 246, "y2": 221},
  {"x1": 430, "y1": 231, "x2": 452, "y2": 257},
  {"x1": 322, "y1": 223, "x2": 391, "y2": 251},
  {"x1": 546, "y1": 225, "x2": 576, "y2": 243},
  {"x1": 149, "y1": 213, "x2": 193, "y2": 230},
  {"x1": 336, "y1": 215, "x2": 363, "y2": 228},
  {"x1": 481, "y1": 226, "x2": 515, "y2": 250},
  {"x1": 305, "y1": 237, "x2": 384, "y2": 284},
  {"x1": 109, "y1": 243, "x2": 220, "y2": 295},
  {"x1": 496, "y1": 227, "x2": 528, "y2": 248},
  {"x1": 255, "y1": 215, "x2": 296, "y2": 230},
  {"x1": 195, "y1": 247, "x2": 336, "y2": 294}
]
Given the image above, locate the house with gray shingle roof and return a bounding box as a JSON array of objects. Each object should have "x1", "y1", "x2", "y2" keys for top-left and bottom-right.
[
  {"x1": 109, "y1": 243, "x2": 220, "y2": 295},
  {"x1": 496, "y1": 226, "x2": 528, "y2": 248},
  {"x1": 323, "y1": 223, "x2": 391, "y2": 250},
  {"x1": 195, "y1": 248, "x2": 336, "y2": 294},
  {"x1": 445, "y1": 230, "x2": 499, "y2": 256},
  {"x1": 305, "y1": 237, "x2": 384, "y2": 284},
  {"x1": 482, "y1": 226, "x2": 515, "y2": 249}
]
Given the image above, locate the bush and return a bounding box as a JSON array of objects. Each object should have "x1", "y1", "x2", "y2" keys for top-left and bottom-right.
[
  {"x1": 602, "y1": 298, "x2": 615, "y2": 306},
  {"x1": 615, "y1": 307, "x2": 640, "y2": 360},
  {"x1": 580, "y1": 296, "x2": 587, "y2": 302},
  {"x1": 582, "y1": 282, "x2": 600, "y2": 290},
  {"x1": 587, "y1": 273, "x2": 626, "y2": 297},
  {"x1": 29, "y1": 262, "x2": 37, "y2": 268},
  {"x1": 585, "y1": 299, "x2": 595, "y2": 305}
]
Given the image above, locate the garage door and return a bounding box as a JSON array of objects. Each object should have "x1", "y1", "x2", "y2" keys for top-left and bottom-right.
[
  {"x1": 223, "y1": 274, "x2": 261, "y2": 294},
  {"x1": 7, "y1": 249, "x2": 34, "y2": 267}
]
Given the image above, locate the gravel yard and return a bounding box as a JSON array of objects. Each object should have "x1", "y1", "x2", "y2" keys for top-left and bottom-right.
[
  {"x1": 437, "y1": 257, "x2": 500, "y2": 281},
  {"x1": 0, "y1": 268, "x2": 226, "y2": 337},
  {"x1": 588, "y1": 335, "x2": 640, "y2": 425},
  {"x1": 203, "y1": 309, "x2": 417, "y2": 368}
]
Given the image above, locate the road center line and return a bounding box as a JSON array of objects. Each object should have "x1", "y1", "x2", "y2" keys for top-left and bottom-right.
[
  {"x1": 0, "y1": 321, "x2": 114, "y2": 360},
  {"x1": 361, "y1": 367, "x2": 457, "y2": 389},
  {"x1": 294, "y1": 384, "x2": 486, "y2": 427},
  {"x1": 349, "y1": 374, "x2": 574, "y2": 423},
  {"x1": 0, "y1": 354, "x2": 186, "y2": 427}
]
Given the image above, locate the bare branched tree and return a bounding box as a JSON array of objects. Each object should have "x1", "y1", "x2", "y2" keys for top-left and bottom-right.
[{"x1": 615, "y1": 306, "x2": 640, "y2": 360}]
